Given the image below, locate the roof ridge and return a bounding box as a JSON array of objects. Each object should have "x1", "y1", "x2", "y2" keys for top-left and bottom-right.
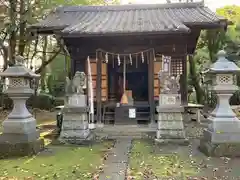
[{"x1": 56, "y1": 2, "x2": 205, "y2": 12}]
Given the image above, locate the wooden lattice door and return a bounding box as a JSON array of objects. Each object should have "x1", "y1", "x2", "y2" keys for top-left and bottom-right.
[
  {"x1": 86, "y1": 59, "x2": 108, "y2": 101},
  {"x1": 153, "y1": 57, "x2": 162, "y2": 99}
]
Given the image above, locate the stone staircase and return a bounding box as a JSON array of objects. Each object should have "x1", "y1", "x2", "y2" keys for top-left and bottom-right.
[{"x1": 93, "y1": 125, "x2": 156, "y2": 139}]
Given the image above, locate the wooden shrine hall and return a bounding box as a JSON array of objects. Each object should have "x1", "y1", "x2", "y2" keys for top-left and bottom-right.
[{"x1": 30, "y1": 2, "x2": 228, "y2": 125}]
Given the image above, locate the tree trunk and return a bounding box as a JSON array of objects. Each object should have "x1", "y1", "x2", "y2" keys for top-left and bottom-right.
[
  {"x1": 189, "y1": 55, "x2": 204, "y2": 104},
  {"x1": 40, "y1": 36, "x2": 48, "y2": 91},
  {"x1": 18, "y1": 0, "x2": 27, "y2": 56},
  {"x1": 8, "y1": 0, "x2": 17, "y2": 65}
]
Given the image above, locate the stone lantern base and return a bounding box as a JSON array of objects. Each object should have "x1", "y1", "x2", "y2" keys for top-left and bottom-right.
[
  {"x1": 199, "y1": 126, "x2": 240, "y2": 157},
  {"x1": 0, "y1": 137, "x2": 44, "y2": 159},
  {"x1": 0, "y1": 117, "x2": 44, "y2": 159}
]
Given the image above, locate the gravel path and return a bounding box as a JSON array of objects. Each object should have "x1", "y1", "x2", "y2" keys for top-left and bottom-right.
[{"x1": 99, "y1": 138, "x2": 132, "y2": 180}]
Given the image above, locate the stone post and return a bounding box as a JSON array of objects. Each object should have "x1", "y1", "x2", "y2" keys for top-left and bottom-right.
[
  {"x1": 155, "y1": 59, "x2": 188, "y2": 144},
  {"x1": 0, "y1": 56, "x2": 44, "y2": 158},
  {"x1": 59, "y1": 71, "x2": 94, "y2": 144},
  {"x1": 199, "y1": 50, "x2": 240, "y2": 157}
]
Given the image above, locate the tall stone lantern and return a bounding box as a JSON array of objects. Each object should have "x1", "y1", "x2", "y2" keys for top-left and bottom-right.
[
  {"x1": 199, "y1": 50, "x2": 240, "y2": 157},
  {"x1": 0, "y1": 56, "x2": 44, "y2": 158}
]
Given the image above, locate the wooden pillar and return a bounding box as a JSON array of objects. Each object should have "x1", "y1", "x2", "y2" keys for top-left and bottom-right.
[
  {"x1": 70, "y1": 57, "x2": 75, "y2": 78},
  {"x1": 181, "y1": 54, "x2": 188, "y2": 105},
  {"x1": 148, "y1": 51, "x2": 155, "y2": 124},
  {"x1": 96, "y1": 53, "x2": 102, "y2": 124},
  {"x1": 75, "y1": 57, "x2": 86, "y2": 72}
]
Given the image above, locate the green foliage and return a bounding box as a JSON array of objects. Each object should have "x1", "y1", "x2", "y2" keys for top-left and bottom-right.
[
  {"x1": 27, "y1": 93, "x2": 56, "y2": 110},
  {"x1": 0, "y1": 93, "x2": 60, "y2": 110},
  {"x1": 47, "y1": 74, "x2": 65, "y2": 97},
  {"x1": 42, "y1": 0, "x2": 120, "y2": 10},
  {"x1": 0, "y1": 93, "x2": 13, "y2": 109},
  {"x1": 191, "y1": 5, "x2": 240, "y2": 104},
  {"x1": 216, "y1": 5, "x2": 240, "y2": 24}
]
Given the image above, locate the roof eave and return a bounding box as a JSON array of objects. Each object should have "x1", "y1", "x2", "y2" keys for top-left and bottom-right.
[
  {"x1": 60, "y1": 29, "x2": 191, "y2": 37},
  {"x1": 185, "y1": 21, "x2": 229, "y2": 29},
  {"x1": 27, "y1": 25, "x2": 66, "y2": 35}
]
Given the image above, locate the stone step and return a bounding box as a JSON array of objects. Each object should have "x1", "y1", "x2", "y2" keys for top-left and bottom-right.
[{"x1": 96, "y1": 133, "x2": 155, "y2": 139}]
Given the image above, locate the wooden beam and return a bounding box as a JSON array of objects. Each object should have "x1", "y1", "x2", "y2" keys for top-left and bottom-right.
[
  {"x1": 181, "y1": 54, "x2": 188, "y2": 105},
  {"x1": 96, "y1": 51, "x2": 102, "y2": 124},
  {"x1": 71, "y1": 58, "x2": 75, "y2": 78},
  {"x1": 148, "y1": 51, "x2": 155, "y2": 124}
]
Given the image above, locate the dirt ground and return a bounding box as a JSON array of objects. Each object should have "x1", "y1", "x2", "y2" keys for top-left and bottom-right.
[
  {"x1": 150, "y1": 140, "x2": 240, "y2": 180},
  {"x1": 128, "y1": 120, "x2": 240, "y2": 180},
  {"x1": 165, "y1": 121, "x2": 240, "y2": 180},
  {"x1": 1, "y1": 110, "x2": 240, "y2": 180}
]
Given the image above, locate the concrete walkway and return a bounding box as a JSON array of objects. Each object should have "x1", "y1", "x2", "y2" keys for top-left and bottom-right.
[{"x1": 99, "y1": 138, "x2": 132, "y2": 180}]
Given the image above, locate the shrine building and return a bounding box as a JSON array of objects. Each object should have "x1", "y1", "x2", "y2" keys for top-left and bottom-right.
[{"x1": 29, "y1": 2, "x2": 228, "y2": 125}]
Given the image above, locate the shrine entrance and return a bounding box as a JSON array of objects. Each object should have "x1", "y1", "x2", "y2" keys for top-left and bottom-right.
[{"x1": 108, "y1": 59, "x2": 149, "y2": 102}]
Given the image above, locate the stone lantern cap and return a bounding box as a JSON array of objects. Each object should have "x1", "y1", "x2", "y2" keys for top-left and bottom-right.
[
  {"x1": 0, "y1": 56, "x2": 40, "y2": 78},
  {"x1": 208, "y1": 50, "x2": 240, "y2": 74}
]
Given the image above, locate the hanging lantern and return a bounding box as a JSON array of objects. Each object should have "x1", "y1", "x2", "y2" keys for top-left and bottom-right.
[
  {"x1": 118, "y1": 54, "x2": 121, "y2": 66},
  {"x1": 141, "y1": 52, "x2": 144, "y2": 63},
  {"x1": 129, "y1": 54, "x2": 132, "y2": 65},
  {"x1": 105, "y1": 52, "x2": 108, "y2": 63}
]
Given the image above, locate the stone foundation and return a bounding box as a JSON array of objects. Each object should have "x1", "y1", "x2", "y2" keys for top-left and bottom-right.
[
  {"x1": 155, "y1": 106, "x2": 188, "y2": 145},
  {"x1": 199, "y1": 140, "x2": 240, "y2": 157},
  {"x1": 0, "y1": 138, "x2": 44, "y2": 159},
  {"x1": 59, "y1": 106, "x2": 94, "y2": 144},
  {"x1": 199, "y1": 128, "x2": 240, "y2": 157}
]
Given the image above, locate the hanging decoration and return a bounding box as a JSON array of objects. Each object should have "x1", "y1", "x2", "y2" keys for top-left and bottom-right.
[
  {"x1": 95, "y1": 48, "x2": 156, "y2": 67},
  {"x1": 162, "y1": 55, "x2": 171, "y2": 74},
  {"x1": 105, "y1": 52, "x2": 108, "y2": 63},
  {"x1": 129, "y1": 54, "x2": 132, "y2": 65},
  {"x1": 141, "y1": 52, "x2": 144, "y2": 63},
  {"x1": 153, "y1": 49, "x2": 156, "y2": 61},
  {"x1": 117, "y1": 54, "x2": 121, "y2": 66}
]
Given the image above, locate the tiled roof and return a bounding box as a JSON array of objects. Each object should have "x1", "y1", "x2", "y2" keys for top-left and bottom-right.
[{"x1": 30, "y1": 2, "x2": 226, "y2": 36}]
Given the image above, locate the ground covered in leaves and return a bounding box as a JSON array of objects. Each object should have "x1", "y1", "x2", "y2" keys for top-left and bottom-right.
[
  {"x1": 128, "y1": 139, "x2": 240, "y2": 180},
  {"x1": 0, "y1": 140, "x2": 114, "y2": 180},
  {"x1": 0, "y1": 109, "x2": 56, "y2": 133}
]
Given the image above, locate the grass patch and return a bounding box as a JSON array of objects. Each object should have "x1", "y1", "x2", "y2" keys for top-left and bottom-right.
[
  {"x1": 129, "y1": 140, "x2": 198, "y2": 179},
  {"x1": 0, "y1": 140, "x2": 114, "y2": 180}
]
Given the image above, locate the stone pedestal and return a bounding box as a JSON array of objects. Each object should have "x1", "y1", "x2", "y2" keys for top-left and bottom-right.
[
  {"x1": 155, "y1": 94, "x2": 188, "y2": 145},
  {"x1": 0, "y1": 57, "x2": 44, "y2": 158},
  {"x1": 59, "y1": 94, "x2": 94, "y2": 144},
  {"x1": 199, "y1": 50, "x2": 240, "y2": 157},
  {"x1": 199, "y1": 93, "x2": 240, "y2": 156}
]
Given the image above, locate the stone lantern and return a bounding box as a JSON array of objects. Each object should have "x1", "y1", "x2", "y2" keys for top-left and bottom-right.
[
  {"x1": 199, "y1": 50, "x2": 240, "y2": 157},
  {"x1": 0, "y1": 56, "x2": 44, "y2": 158}
]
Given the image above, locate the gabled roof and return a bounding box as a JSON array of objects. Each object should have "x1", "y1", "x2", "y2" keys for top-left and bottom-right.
[{"x1": 29, "y1": 2, "x2": 227, "y2": 37}]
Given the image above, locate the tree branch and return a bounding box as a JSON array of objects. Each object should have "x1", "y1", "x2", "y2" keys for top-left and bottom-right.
[
  {"x1": 0, "y1": 30, "x2": 9, "y2": 70},
  {"x1": 34, "y1": 48, "x2": 61, "y2": 74},
  {"x1": 30, "y1": 35, "x2": 39, "y2": 64}
]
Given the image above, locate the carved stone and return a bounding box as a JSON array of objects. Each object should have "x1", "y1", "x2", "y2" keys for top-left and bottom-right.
[
  {"x1": 199, "y1": 50, "x2": 240, "y2": 157},
  {"x1": 0, "y1": 57, "x2": 44, "y2": 158},
  {"x1": 59, "y1": 80, "x2": 94, "y2": 144},
  {"x1": 155, "y1": 57, "x2": 188, "y2": 145},
  {"x1": 65, "y1": 71, "x2": 86, "y2": 95}
]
